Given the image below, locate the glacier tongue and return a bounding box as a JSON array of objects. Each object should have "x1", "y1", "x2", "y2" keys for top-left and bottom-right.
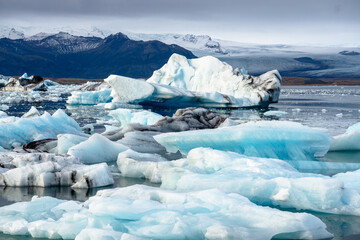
[
  {"x1": 154, "y1": 120, "x2": 332, "y2": 161},
  {"x1": 0, "y1": 185, "x2": 332, "y2": 240}
]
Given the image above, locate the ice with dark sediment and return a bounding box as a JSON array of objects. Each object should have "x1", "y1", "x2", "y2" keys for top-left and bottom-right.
[{"x1": 0, "y1": 152, "x2": 113, "y2": 188}]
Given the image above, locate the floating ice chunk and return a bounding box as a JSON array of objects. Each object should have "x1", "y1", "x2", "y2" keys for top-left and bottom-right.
[
  {"x1": 0, "y1": 185, "x2": 332, "y2": 239},
  {"x1": 336, "y1": 113, "x2": 343, "y2": 118},
  {"x1": 19, "y1": 73, "x2": 28, "y2": 79},
  {"x1": 81, "y1": 124, "x2": 94, "y2": 134},
  {"x1": 218, "y1": 118, "x2": 238, "y2": 127},
  {"x1": 68, "y1": 134, "x2": 128, "y2": 164},
  {"x1": 0, "y1": 111, "x2": 7, "y2": 118},
  {"x1": 109, "y1": 109, "x2": 163, "y2": 127},
  {"x1": 70, "y1": 163, "x2": 114, "y2": 188},
  {"x1": 156, "y1": 148, "x2": 360, "y2": 215},
  {"x1": 117, "y1": 149, "x2": 179, "y2": 182},
  {"x1": 67, "y1": 89, "x2": 112, "y2": 105},
  {"x1": 21, "y1": 106, "x2": 40, "y2": 118},
  {"x1": 0, "y1": 152, "x2": 113, "y2": 188},
  {"x1": 333, "y1": 169, "x2": 360, "y2": 191},
  {"x1": 0, "y1": 105, "x2": 9, "y2": 111},
  {"x1": 105, "y1": 54, "x2": 281, "y2": 108},
  {"x1": 263, "y1": 110, "x2": 288, "y2": 117},
  {"x1": 147, "y1": 54, "x2": 282, "y2": 104},
  {"x1": 106, "y1": 75, "x2": 155, "y2": 103},
  {"x1": 0, "y1": 109, "x2": 82, "y2": 149},
  {"x1": 57, "y1": 134, "x2": 88, "y2": 154},
  {"x1": 155, "y1": 121, "x2": 332, "y2": 161},
  {"x1": 330, "y1": 122, "x2": 360, "y2": 151},
  {"x1": 103, "y1": 125, "x2": 120, "y2": 133}
]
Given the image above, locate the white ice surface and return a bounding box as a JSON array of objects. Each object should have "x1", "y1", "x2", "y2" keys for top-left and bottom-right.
[
  {"x1": 147, "y1": 54, "x2": 281, "y2": 104},
  {"x1": 105, "y1": 54, "x2": 281, "y2": 108},
  {"x1": 154, "y1": 120, "x2": 332, "y2": 161},
  {"x1": 118, "y1": 147, "x2": 360, "y2": 216},
  {"x1": 330, "y1": 122, "x2": 360, "y2": 151},
  {"x1": 68, "y1": 134, "x2": 128, "y2": 164},
  {"x1": 67, "y1": 89, "x2": 112, "y2": 105},
  {"x1": 0, "y1": 185, "x2": 331, "y2": 240},
  {"x1": 57, "y1": 134, "x2": 88, "y2": 154},
  {"x1": 109, "y1": 109, "x2": 163, "y2": 128},
  {"x1": 21, "y1": 106, "x2": 40, "y2": 118}
]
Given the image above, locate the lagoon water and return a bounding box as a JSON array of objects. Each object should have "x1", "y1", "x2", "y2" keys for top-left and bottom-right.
[{"x1": 1, "y1": 85, "x2": 360, "y2": 239}]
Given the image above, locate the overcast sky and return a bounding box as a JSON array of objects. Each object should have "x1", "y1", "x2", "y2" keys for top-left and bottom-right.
[{"x1": 0, "y1": 0, "x2": 359, "y2": 46}]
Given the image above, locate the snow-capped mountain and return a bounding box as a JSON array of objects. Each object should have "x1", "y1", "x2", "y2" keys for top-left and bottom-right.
[
  {"x1": 33, "y1": 32, "x2": 102, "y2": 54},
  {"x1": 0, "y1": 26, "x2": 110, "y2": 40},
  {"x1": 124, "y1": 32, "x2": 227, "y2": 55},
  {"x1": 1, "y1": 26, "x2": 360, "y2": 78},
  {"x1": 0, "y1": 27, "x2": 25, "y2": 40}
]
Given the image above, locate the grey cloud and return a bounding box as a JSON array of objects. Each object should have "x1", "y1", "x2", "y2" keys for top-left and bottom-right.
[{"x1": 0, "y1": 0, "x2": 359, "y2": 23}]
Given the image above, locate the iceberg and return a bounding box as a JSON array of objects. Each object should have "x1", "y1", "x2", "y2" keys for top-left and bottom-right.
[
  {"x1": 105, "y1": 54, "x2": 281, "y2": 108},
  {"x1": 0, "y1": 185, "x2": 331, "y2": 239},
  {"x1": 57, "y1": 134, "x2": 88, "y2": 154},
  {"x1": 68, "y1": 134, "x2": 128, "y2": 164},
  {"x1": 0, "y1": 109, "x2": 82, "y2": 149},
  {"x1": 154, "y1": 120, "x2": 332, "y2": 161},
  {"x1": 109, "y1": 109, "x2": 163, "y2": 127},
  {"x1": 329, "y1": 122, "x2": 360, "y2": 151},
  {"x1": 0, "y1": 152, "x2": 113, "y2": 188},
  {"x1": 21, "y1": 106, "x2": 40, "y2": 118},
  {"x1": 66, "y1": 89, "x2": 112, "y2": 105},
  {"x1": 118, "y1": 148, "x2": 360, "y2": 216},
  {"x1": 263, "y1": 110, "x2": 288, "y2": 117}
]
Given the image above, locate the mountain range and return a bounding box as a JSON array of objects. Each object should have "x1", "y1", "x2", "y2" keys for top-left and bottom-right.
[
  {"x1": 1, "y1": 26, "x2": 360, "y2": 79},
  {"x1": 0, "y1": 31, "x2": 195, "y2": 79}
]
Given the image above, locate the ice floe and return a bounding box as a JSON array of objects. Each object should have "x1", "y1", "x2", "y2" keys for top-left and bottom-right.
[
  {"x1": 154, "y1": 120, "x2": 332, "y2": 161},
  {"x1": 118, "y1": 147, "x2": 360, "y2": 216},
  {"x1": 0, "y1": 185, "x2": 332, "y2": 239}
]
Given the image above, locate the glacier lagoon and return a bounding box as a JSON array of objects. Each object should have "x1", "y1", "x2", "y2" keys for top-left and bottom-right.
[
  {"x1": 0, "y1": 56, "x2": 360, "y2": 240},
  {"x1": 0, "y1": 85, "x2": 360, "y2": 239}
]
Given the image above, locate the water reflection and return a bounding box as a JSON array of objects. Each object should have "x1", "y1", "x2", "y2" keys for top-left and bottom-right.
[{"x1": 0, "y1": 176, "x2": 160, "y2": 207}]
